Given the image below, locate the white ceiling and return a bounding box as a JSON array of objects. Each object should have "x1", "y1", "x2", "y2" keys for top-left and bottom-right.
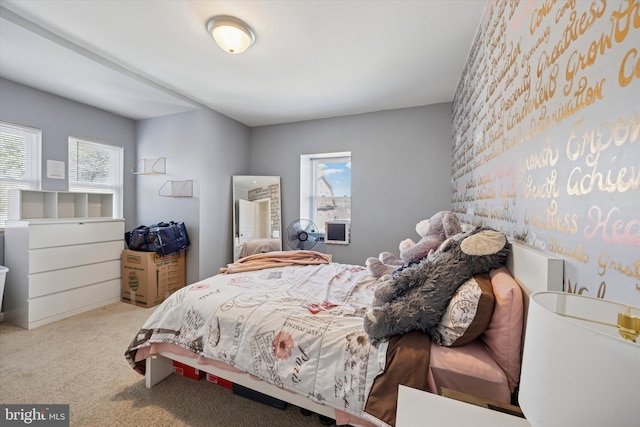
[{"x1": 0, "y1": 0, "x2": 487, "y2": 127}]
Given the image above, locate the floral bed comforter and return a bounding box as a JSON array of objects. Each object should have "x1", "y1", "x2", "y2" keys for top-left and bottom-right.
[{"x1": 125, "y1": 262, "x2": 391, "y2": 423}]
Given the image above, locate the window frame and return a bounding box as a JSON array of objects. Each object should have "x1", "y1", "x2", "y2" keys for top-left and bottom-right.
[
  {"x1": 68, "y1": 136, "x2": 123, "y2": 218},
  {"x1": 0, "y1": 121, "x2": 42, "y2": 228},
  {"x1": 300, "y1": 151, "x2": 351, "y2": 233}
]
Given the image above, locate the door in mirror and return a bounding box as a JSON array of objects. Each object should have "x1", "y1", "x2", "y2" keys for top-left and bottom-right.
[{"x1": 232, "y1": 176, "x2": 282, "y2": 260}]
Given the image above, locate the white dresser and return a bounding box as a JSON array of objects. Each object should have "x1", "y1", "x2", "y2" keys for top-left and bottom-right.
[{"x1": 4, "y1": 190, "x2": 124, "y2": 329}]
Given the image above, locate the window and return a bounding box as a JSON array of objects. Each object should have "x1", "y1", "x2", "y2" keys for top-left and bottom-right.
[
  {"x1": 68, "y1": 137, "x2": 123, "y2": 218},
  {"x1": 0, "y1": 122, "x2": 41, "y2": 228},
  {"x1": 300, "y1": 151, "x2": 351, "y2": 233}
]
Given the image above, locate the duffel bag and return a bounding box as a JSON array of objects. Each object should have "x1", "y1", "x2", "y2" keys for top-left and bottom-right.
[
  {"x1": 125, "y1": 225, "x2": 156, "y2": 252},
  {"x1": 126, "y1": 221, "x2": 190, "y2": 256}
]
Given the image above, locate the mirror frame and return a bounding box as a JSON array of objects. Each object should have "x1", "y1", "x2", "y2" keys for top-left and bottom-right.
[{"x1": 232, "y1": 175, "x2": 282, "y2": 260}]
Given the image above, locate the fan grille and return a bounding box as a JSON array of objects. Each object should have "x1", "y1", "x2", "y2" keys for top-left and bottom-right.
[{"x1": 285, "y1": 219, "x2": 319, "y2": 250}]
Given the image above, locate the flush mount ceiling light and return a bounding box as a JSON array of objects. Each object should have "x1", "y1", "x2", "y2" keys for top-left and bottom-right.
[{"x1": 206, "y1": 15, "x2": 255, "y2": 54}]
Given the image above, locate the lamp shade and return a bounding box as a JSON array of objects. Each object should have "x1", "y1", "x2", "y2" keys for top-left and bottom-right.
[
  {"x1": 519, "y1": 292, "x2": 639, "y2": 427},
  {"x1": 206, "y1": 16, "x2": 255, "y2": 54}
]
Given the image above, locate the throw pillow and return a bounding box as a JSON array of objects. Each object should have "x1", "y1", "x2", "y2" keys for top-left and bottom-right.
[{"x1": 432, "y1": 273, "x2": 495, "y2": 347}]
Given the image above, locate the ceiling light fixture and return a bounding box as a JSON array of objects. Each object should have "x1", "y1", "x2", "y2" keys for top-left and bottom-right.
[{"x1": 206, "y1": 15, "x2": 255, "y2": 54}]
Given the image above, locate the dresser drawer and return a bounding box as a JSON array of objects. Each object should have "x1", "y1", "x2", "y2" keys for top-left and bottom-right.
[
  {"x1": 27, "y1": 278, "x2": 121, "y2": 326},
  {"x1": 28, "y1": 220, "x2": 124, "y2": 249},
  {"x1": 29, "y1": 259, "x2": 121, "y2": 298},
  {"x1": 28, "y1": 240, "x2": 124, "y2": 273}
]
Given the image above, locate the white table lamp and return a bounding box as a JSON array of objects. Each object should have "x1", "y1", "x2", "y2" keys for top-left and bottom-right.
[{"x1": 519, "y1": 292, "x2": 640, "y2": 427}]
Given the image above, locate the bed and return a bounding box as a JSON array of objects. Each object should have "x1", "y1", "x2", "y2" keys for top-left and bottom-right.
[
  {"x1": 237, "y1": 238, "x2": 282, "y2": 258},
  {"x1": 125, "y1": 240, "x2": 563, "y2": 427}
]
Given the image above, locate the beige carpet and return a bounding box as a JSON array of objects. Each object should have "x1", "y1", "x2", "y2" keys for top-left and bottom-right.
[{"x1": 0, "y1": 302, "x2": 337, "y2": 426}]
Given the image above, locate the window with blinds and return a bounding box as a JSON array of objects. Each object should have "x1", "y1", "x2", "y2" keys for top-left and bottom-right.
[
  {"x1": 68, "y1": 137, "x2": 123, "y2": 218},
  {"x1": 0, "y1": 122, "x2": 42, "y2": 228}
]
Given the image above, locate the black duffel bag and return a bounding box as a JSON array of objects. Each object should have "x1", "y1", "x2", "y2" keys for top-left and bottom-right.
[{"x1": 126, "y1": 221, "x2": 190, "y2": 256}]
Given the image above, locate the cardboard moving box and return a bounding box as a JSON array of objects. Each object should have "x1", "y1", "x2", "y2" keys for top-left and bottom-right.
[{"x1": 122, "y1": 249, "x2": 185, "y2": 308}]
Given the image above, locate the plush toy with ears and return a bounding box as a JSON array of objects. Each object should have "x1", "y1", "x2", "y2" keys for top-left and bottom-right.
[
  {"x1": 366, "y1": 211, "x2": 462, "y2": 277},
  {"x1": 363, "y1": 227, "x2": 509, "y2": 341},
  {"x1": 365, "y1": 251, "x2": 406, "y2": 278}
]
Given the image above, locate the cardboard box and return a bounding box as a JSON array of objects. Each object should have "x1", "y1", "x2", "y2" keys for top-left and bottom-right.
[
  {"x1": 121, "y1": 249, "x2": 185, "y2": 308},
  {"x1": 172, "y1": 360, "x2": 204, "y2": 380},
  {"x1": 206, "y1": 373, "x2": 233, "y2": 389},
  {"x1": 232, "y1": 383, "x2": 286, "y2": 409}
]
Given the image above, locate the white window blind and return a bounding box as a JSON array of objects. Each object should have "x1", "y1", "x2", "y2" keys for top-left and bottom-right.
[
  {"x1": 0, "y1": 121, "x2": 41, "y2": 228},
  {"x1": 68, "y1": 137, "x2": 123, "y2": 218}
]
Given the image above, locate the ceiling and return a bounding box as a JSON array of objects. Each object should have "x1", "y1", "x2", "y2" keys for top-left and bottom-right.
[{"x1": 0, "y1": 0, "x2": 488, "y2": 127}]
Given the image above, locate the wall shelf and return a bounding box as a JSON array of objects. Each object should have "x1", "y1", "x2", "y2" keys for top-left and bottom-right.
[
  {"x1": 131, "y1": 157, "x2": 166, "y2": 175},
  {"x1": 159, "y1": 180, "x2": 193, "y2": 198}
]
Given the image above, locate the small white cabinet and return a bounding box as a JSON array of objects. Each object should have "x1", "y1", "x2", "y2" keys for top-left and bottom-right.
[
  {"x1": 8, "y1": 189, "x2": 114, "y2": 220},
  {"x1": 4, "y1": 190, "x2": 124, "y2": 329}
]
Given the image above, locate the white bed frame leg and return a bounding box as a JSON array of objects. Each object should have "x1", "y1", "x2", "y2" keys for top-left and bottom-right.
[{"x1": 145, "y1": 355, "x2": 173, "y2": 389}]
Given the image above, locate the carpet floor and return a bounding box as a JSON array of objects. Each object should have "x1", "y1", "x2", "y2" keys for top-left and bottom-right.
[{"x1": 0, "y1": 302, "x2": 338, "y2": 426}]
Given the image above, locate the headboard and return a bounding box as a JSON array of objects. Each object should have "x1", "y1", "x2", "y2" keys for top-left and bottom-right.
[
  {"x1": 506, "y1": 241, "x2": 564, "y2": 299},
  {"x1": 506, "y1": 240, "x2": 564, "y2": 335}
]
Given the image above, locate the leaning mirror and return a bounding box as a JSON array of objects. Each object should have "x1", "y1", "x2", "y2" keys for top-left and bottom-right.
[{"x1": 232, "y1": 175, "x2": 282, "y2": 260}]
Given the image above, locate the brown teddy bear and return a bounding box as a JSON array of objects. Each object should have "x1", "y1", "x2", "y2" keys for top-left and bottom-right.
[{"x1": 366, "y1": 211, "x2": 462, "y2": 277}]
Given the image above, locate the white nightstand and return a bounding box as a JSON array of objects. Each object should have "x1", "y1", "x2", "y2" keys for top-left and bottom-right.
[{"x1": 396, "y1": 385, "x2": 532, "y2": 427}]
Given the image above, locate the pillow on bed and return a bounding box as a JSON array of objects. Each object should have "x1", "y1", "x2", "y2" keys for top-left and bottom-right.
[
  {"x1": 432, "y1": 273, "x2": 495, "y2": 347},
  {"x1": 481, "y1": 266, "x2": 524, "y2": 393}
]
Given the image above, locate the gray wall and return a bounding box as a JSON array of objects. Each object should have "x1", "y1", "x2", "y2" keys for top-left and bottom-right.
[
  {"x1": 0, "y1": 78, "x2": 137, "y2": 265},
  {"x1": 196, "y1": 108, "x2": 251, "y2": 278},
  {"x1": 250, "y1": 104, "x2": 453, "y2": 265},
  {"x1": 0, "y1": 78, "x2": 452, "y2": 278},
  {"x1": 136, "y1": 107, "x2": 250, "y2": 283}
]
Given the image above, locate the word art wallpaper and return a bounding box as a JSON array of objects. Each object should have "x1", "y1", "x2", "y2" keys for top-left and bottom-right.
[{"x1": 452, "y1": 0, "x2": 639, "y2": 305}]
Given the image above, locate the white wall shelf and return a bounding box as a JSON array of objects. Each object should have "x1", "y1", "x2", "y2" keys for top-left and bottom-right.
[
  {"x1": 131, "y1": 157, "x2": 166, "y2": 175},
  {"x1": 159, "y1": 180, "x2": 193, "y2": 198},
  {"x1": 8, "y1": 189, "x2": 115, "y2": 220}
]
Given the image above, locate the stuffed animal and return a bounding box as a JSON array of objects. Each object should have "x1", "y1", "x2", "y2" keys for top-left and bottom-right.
[
  {"x1": 365, "y1": 251, "x2": 406, "y2": 278},
  {"x1": 363, "y1": 227, "x2": 509, "y2": 341},
  {"x1": 366, "y1": 211, "x2": 462, "y2": 277}
]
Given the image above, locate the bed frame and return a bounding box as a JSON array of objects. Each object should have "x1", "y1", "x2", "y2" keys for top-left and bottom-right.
[{"x1": 144, "y1": 241, "x2": 564, "y2": 421}]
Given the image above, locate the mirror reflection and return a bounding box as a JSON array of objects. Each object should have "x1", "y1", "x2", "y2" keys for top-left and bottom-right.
[{"x1": 233, "y1": 175, "x2": 282, "y2": 260}]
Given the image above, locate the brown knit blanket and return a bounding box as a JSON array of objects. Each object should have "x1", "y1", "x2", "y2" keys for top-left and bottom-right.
[
  {"x1": 364, "y1": 331, "x2": 432, "y2": 426},
  {"x1": 219, "y1": 250, "x2": 331, "y2": 273}
]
